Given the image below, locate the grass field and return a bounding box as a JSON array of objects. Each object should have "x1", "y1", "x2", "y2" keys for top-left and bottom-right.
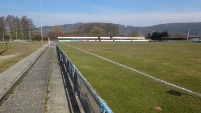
[
  {"x1": 0, "y1": 43, "x2": 7, "y2": 53},
  {"x1": 0, "y1": 41, "x2": 45, "y2": 73},
  {"x1": 59, "y1": 42, "x2": 201, "y2": 113}
]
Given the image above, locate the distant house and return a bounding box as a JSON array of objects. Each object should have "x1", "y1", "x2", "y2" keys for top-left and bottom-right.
[{"x1": 188, "y1": 36, "x2": 201, "y2": 42}]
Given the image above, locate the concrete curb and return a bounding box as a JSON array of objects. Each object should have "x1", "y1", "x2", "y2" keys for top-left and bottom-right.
[{"x1": 0, "y1": 44, "x2": 48, "y2": 106}]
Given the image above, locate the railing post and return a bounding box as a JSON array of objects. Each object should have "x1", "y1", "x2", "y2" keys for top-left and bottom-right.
[
  {"x1": 65, "y1": 57, "x2": 68, "y2": 73},
  {"x1": 72, "y1": 65, "x2": 77, "y2": 93},
  {"x1": 60, "y1": 53, "x2": 63, "y2": 62},
  {"x1": 62, "y1": 53, "x2": 65, "y2": 64}
]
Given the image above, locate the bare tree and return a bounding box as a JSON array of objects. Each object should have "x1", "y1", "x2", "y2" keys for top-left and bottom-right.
[
  {"x1": 47, "y1": 25, "x2": 65, "y2": 39},
  {"x1": 20, "y1": 16, "x2": 35, "y2": 40},
  {"x1": 12, "y1": 16, "x2": 21, "y2": 40},
  {"x1": 6, "y1": 15, "x2": 15, "y2": 36},
  {"x1": 0, "y1": 15, "x2": 36, "y2": 41},
  {"x1": 0, "y1": 16, "x2": 6, "y2": 40},
  {"x1": 130, "y1": 29, "x2": 139, "y2": 37}
]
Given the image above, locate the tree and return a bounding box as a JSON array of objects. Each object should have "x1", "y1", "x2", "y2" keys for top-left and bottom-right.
[
  {"x1": 63, "y1": 23, "x2": 120, "y2": 37},
  {"x1": 0, "y1": 16, "x2": 6, "y2": 40},
  {"x1": 47, "y1": 25, "x2": 65, "y2": 39},
  {"x1": 0, "y1": 15, "x2": 37, "y2": 41},
  {"x1": 53, "y1": 25, "x2": 65, "y2": 37},
  {"x1": 89, "y1": 26, "x2": 104, "y2": 36},
  {"x1": 21, "y1": 16, "x2": 29, "y2": 39},
  {"x1": 6, "y1": 15, "x2": 14, "y2": 34},
  {"x1": 146, "y1": 33, "x2": 152, "y2": 39},
  {"x1": 80, "y1": 23, "x2": 119, "y2": 36},
  {"x1": 162, "y1": 31, "x2": 169, "y2": 37},
  {"x1": 103, "y1": 23, "x2": 119, "y2": 36},
  {"x1": 151, "y1": 32, "x2": 160, "y2": 40},
  {"x1": 12, "y1": 16, "x2": 21, "y2": 40},
  {"x1": 130, "y1": 29, "x2": 139, "y2": 37},
  {"x1": 149, "y1": 31, "x2": 169, "y2": 40}
]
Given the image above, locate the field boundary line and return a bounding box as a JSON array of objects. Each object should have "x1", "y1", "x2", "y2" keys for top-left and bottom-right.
[{"x1": 62, "y1": 43, "x2": 201, "y2": 98}]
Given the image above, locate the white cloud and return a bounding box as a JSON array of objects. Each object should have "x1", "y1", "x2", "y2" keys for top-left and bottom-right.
[{"x1": 22, "y1": 11, "x2": 201, "y2": 27}]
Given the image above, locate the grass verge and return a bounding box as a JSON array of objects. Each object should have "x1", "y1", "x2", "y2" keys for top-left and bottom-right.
[{"x1": 0, "y1": 42, "x2": 46, "y2": 73}]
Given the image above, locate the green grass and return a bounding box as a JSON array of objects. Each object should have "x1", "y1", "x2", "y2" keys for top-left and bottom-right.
[
  {"x1": 0, "y1": 43, "x2": 7, "y2": 53},
  {"x1": 59, "y1": 42, "x2": 201, "y2": 113},
  {"x1": 0, "y1": 42, "x2": 46, "y2": 73}
]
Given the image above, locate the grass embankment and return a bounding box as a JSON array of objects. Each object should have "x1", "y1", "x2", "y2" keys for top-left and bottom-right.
[
  {"x1": 0, "y1": 42, "x2": 46, "y2": 73},
  {"x1": 59, "y1": 42, "x2": 201, "y2": 113}
]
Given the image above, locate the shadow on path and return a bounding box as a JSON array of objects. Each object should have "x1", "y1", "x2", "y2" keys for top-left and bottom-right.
[{"x1": 58, "y1": 59, "x2": 81, "y2": 113}]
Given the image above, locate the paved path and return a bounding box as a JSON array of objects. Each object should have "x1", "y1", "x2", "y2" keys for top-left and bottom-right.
[
  {"x1": 46, "y1": 47, "x2": 71, "y2": 113},
  {"x1": 0, "y1": 45, "x2": 77, "y2": 113},
  {"x1": 0, "y1": 45, "x2": 48, "y2": 105}
]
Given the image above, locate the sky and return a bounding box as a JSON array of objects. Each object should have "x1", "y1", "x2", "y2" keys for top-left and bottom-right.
[{"x1": 1, "y1": 0, "x2": 201, "y2": 27}]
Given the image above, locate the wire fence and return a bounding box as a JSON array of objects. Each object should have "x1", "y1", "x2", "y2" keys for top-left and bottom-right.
[{"x1": 56, "y1": 45, "x2": 113, "y2": 113}]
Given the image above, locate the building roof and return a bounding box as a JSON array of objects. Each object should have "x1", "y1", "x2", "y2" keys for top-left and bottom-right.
[{"x1": 188, "y1": 36, "x2": 201, "y2": 38}]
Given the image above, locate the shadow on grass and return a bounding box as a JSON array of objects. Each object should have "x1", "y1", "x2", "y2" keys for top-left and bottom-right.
[
  {"x1": 166, "y1": 90, "x2": 182, "y2": 96},
  {"x1": 0, "y1": 50, "x2": 7, "y2": 55}
]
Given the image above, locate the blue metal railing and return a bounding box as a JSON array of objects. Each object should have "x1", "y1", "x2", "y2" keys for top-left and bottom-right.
[{"x1": 56, "y1": 45, "x2": 113, "y2": 113}]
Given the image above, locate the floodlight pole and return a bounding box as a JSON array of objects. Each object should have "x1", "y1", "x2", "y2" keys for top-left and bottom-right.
[{"x1": 40, "y1": 0, "x2": 43, "y2": 44}]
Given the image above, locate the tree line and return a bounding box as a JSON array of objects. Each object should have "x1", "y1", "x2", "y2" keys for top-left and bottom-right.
[
  {"x1": 147, "y1": 31, "x2": 169, "y2": 40},
  {"x1": 46, "y1": 23, "x2": 120, "y2": 39},
  {"x1": 0, "y1": 15, "x2": 36, "y2": 41},
  {"x1": 1, "y1": 15, "x2": 179, "y2": 41},
  {"x1": 46, "y1": 23, "x2": 140, "y2": 39}
]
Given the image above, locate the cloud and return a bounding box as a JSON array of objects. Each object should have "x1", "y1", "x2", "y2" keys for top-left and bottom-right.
[{"x1": 21, "y1": 11, "x2": 201, "y2": 27}]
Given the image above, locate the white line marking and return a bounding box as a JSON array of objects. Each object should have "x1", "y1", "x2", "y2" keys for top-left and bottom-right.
[{"x1": 62, "y1": 43, "x2": 201, "y2": 98}]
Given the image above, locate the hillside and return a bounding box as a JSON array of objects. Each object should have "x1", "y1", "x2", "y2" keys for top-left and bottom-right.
[
  {"x1": 139, "y1": 22, "x2": 201, "y2": 36},
  {"x1": 41, "y1": 22, "x2": 201, "y2": 36}
]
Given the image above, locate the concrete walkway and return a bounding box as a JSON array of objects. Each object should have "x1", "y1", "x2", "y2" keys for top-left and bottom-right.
[
  {"x1": 0, "y1": 46, "x2": 51, "y2": 113},
  {"x1": 0, "y1": 45, "x2": 48, "y2": 106},
  {"x1": 46, "y1": 47, "x2": 71, "y2": 113},
  {"x1": 0, "y1": 45, "x2": 75, "y2": 113}
]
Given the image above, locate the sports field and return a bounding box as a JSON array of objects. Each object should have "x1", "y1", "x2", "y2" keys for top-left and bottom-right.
[{"x1": 59, "y1": 42, "x2": 201, "y2": 113}]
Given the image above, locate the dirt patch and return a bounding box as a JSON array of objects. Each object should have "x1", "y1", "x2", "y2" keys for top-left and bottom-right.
[{"x1": 0, "y1": 54, "x2": 19, "y2": 62}]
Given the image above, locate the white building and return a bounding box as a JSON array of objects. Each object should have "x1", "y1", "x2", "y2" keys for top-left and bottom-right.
[{"x1": 188, "y1": 36, "x2": 201, "y2": 42}]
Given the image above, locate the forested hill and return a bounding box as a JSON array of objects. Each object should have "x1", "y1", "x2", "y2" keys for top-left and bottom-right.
[
  {"x1": 138, "y1": 22, "x2": 201, "y2": 36},
  {"x1": 42, "y1": 22, "x2": 201, "y2": 36}
]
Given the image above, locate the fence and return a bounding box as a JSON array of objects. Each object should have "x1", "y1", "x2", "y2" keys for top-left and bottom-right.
[{"x1": 56, "y1": 45, "x2": 113, "y2": 113}]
